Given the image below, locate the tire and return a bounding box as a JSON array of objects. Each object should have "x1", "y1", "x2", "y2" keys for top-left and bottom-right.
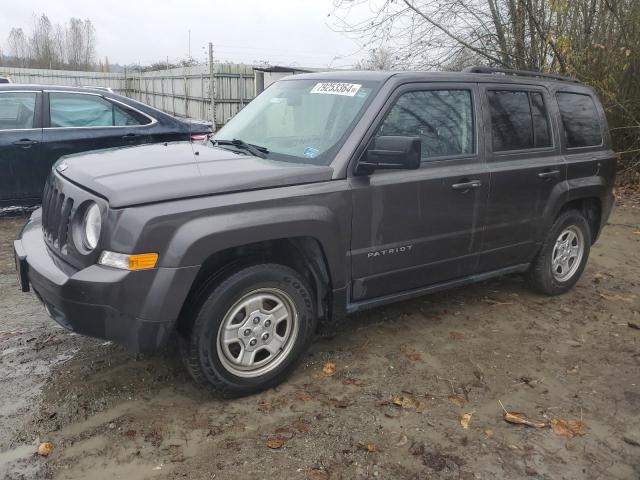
[
  {"x1": 180, "y1": 263, "x2": 316, "y2": 397},
  {"x1": 527, "y1": 209, "x2": 592, "y2": 295}
]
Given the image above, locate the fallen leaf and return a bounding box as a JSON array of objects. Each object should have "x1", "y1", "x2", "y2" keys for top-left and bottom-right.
[
  {"x1": 292, "y1": 419, "x2": 309, "y2": 433},
  {"x1": 306, "y1": 469, "x2": 329, "y2": 480},
  {"x1": 503, "y1": 411, "x2": 548, "y2": 429},
  {"x1": 449, "y1": 330, "x2": 465, "y2": 340},
  {"x1": 498, "y1": 399, "x2": 547, "y2": 428},
  {"x1": 460, "y1": 412, "x2": 473, "y2": 429},
  {"x1": 296, "y1": 391, "x2": 313, "y2": 402},
  {"x1": 599, "y1": 292, "x2": 636, "y2": 303},
  {"x1": 448, "y1": 394, "x2": 466, "y2": 408},
  {"x1": 484, "y1": 428, "x2": 494, "y2": 437},
  {"x1": 311, "y1": 361, "x2": 337, "y2": 379},
  {"x1": 322, "y1": 361, "x2": 336, "y2": 376},
  {"x1": 395, "y1": 434, "x2": 408, "y2": 446},
  {"x1": 266, "y1": 438, "x2": 285, "y2": 449},
  {"x1": 342, "y1": 378, "x2": 365, "y2": 387},
  {"x1": 366, "y1": 443, "x2": 377, "y2": 453},
  {"x1": 483, "y1": 297, "x2": 514, "y2": 306},
  {"x1": 550, "y1": 418, "x2": 588, "y2": 438},
  {"x1": 37, "y1": 442, "x2": 54, "y2": 457},
  {"x1": 403, "y1": 351, "x2": 423, "y2": 362},
  {"x1": 393, "y1": 396, "x2": 420, "y2": 409}
]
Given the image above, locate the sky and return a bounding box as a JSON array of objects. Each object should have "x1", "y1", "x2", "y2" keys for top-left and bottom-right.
[{"x1": 0, "y1": 0, "x2": 369, "y2": 68}]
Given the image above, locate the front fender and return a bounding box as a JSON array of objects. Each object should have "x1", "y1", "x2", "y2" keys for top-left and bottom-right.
[
  {"x1": 165, "y1": 204, "x2": 348, "y2": 288},
  {"x1": 108, "y1": 182, "x2": 352, "y2": 290}
]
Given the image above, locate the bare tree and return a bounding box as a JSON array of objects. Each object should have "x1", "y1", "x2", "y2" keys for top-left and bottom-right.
[
  {"x1": 7, "y1": 28, "x2": 30, "y2": 67},
  {"x1": 3, "y1": 15, "x2": 99, "y2": 70},
  {"x1": 30, "y1": 14, "x2": 60, "y2": 68},
  {"x1": 66, "y1": 18, "x2": 84, "y2": 69},
  {"x1": 82, "y1": 19, "x2": 97, "y2": 69},
  {"x1": 355, "y1": 47, "x2": 399, "y2": 70}
]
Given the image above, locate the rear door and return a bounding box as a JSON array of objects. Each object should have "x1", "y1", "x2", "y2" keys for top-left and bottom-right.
[
  {"x1": 0, "y1": 90, "x2": 44, "y2": 205},
  {"x1": 555, "y1": 89, "x2": 611, "y2": 199},
  {"x1": 41, "y1": 91, "x2": 155, "y2": 174},
  {"x1": 350, "y1": 83, "x2": 488, "y2": 302},
  {"x1": 477, "y1": 84, "x2": 565, "y2": 271}
]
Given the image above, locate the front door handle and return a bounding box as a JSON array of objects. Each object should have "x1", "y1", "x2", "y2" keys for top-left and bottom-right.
[
  {"x1": 13, "y1": 139, "x2": 39, "y2": 148},
  {"x1": 451, "y1": 179, "x2": 481, "y2": 191},
  {"x1": 122, "y1": 133, "x2": 139, "y2": 140},
  {"x1": 538, "y1": 169, "x2": 560, "y2": 179}
]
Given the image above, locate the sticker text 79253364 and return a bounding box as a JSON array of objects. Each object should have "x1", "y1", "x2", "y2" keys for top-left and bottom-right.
[{"x1": 310, "y1": 82, "x2": 362, "y2": 97}]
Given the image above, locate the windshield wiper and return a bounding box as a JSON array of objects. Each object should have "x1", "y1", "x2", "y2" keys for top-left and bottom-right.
[{"x1": 213, "y1": 139, "x2": 269, "y2": 158}]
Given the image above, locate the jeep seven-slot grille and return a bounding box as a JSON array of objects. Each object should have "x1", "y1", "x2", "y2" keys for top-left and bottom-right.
[{"x1": 42, "y1": 180, "x2": 74, "y2": 249}]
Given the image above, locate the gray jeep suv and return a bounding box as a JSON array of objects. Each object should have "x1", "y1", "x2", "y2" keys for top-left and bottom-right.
[{"x1": 14, "y1": 68, "x2": 616, "y2": 396}]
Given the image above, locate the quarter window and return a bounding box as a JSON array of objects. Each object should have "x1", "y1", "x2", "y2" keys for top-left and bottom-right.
[
  {"x1": 49, "y1": 93, "x2": 149, "y2": 127},
  {"x1": 377, "y1": 90, "x2": 474, "y2": 159},
  {"x1": 556, "y1": 92, "x2": 602, "y2": 148},
  {"x1": 488, "y1": 90, "x2": 552, "y2": 152},
  {"x1": 0, "y1": 92, "x2": 37, "y2": 130}
]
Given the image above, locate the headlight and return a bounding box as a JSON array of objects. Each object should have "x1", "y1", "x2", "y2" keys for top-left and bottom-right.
[{"x1": 82, "y1": 203, "x2": 102, "y2": 250}]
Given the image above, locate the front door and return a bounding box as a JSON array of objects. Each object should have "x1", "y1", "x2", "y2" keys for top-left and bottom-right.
[
  {"x1": 0, "y1": 90, "x2": 44, "y2": 206},
  {"x1": 350, "y1": 83, "x2": 487, "y2": 303}
]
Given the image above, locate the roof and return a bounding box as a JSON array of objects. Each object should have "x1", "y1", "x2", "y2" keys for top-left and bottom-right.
[{"x1": 281, "y1": 70, "x2": 587, "y2": 88}]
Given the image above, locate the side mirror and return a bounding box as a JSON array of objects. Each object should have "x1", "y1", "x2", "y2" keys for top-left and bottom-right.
[{"x1": 357, "y1": 136, "x2": 421, "y2": 174}]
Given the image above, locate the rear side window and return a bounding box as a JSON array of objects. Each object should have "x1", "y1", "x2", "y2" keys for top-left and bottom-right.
[
  {"x1": 0, "y1": 92, "x2": 36, "y2": 130},
  {"x1": 377, "y1": 89, "x2": 474, "y2": 159},
  {"x1": 556, "y1": 92, "x2": 602, "y2": 148},
  {"x1": 488, "y1": 90, "x2": 552, "y2": 152},
  {"x1": 49, "y1": 93, "x2": 150, "y2": 127}
]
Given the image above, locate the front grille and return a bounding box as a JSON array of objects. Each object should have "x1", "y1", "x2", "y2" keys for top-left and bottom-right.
[{"x1": 42, "y1": 180, "x2": 74, "y2": 250}]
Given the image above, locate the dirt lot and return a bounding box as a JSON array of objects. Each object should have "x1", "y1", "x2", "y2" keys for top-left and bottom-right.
[{"x1": 0, "y1": 199, "x2": 639, "y2": 480}]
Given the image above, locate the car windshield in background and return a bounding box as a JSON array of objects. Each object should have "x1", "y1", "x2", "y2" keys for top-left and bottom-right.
[{"x1": 213, "y1": 79, "x2": 379, "y2": 165}]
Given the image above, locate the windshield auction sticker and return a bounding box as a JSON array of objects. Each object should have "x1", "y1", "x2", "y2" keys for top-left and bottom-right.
[{"x1": 310, "y1": 82, "x2": 362, "y2": 96}]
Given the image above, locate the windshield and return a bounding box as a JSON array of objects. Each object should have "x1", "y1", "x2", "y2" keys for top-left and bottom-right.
[{"x1": 213, "y1": 79, "x2": 378, "y2": 165}]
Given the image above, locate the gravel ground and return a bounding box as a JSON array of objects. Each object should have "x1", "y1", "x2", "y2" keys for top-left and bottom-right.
[{"x1": 0, "y1": 199, "x2": 639, "y2": 480}]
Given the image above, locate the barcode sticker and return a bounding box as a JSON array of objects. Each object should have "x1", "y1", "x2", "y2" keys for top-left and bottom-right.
[{"x1": 310, "y1": 82, "x2": 362, "y2": 96}]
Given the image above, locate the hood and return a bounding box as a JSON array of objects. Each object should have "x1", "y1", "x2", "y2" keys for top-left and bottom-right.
[{"x1": 57, "y1": 142, "x2": 334, "y2": 208}]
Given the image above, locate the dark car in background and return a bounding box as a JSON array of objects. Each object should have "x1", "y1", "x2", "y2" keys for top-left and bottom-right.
[{"x1": 0, "y1": 85, "x2": 211, "y2": 207}]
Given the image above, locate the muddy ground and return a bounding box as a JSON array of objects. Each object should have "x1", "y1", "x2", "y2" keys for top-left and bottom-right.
[{"x1": 0, "y1": 199, "x2": 639, "y2": 480}]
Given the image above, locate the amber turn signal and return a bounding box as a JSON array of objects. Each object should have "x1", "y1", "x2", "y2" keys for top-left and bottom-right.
[
  {"x1": 128, "y1": 253, "x2": 159, "y2": 270},
  {"x1": 99, "y1": 251, "x2": 159, "y2": 271}
]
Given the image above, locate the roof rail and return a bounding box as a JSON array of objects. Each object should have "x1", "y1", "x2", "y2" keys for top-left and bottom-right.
[{"x1": 463, "y1": 66, "x2": 580, "y2": 84}]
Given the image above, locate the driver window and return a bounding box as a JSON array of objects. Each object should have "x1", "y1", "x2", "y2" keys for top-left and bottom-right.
[{"x1": 377, "y1": 89, "x2": 474, "y2": 160}]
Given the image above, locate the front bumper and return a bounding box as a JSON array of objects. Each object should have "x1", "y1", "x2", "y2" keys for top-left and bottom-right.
[{"x1": 14, "y1": 209, "x2": 199, "y2": 352}]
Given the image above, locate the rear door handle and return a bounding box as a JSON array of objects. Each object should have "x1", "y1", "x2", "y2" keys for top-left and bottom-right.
[
  {"x1": 12, "y1": 139, "x2": 39, "y2": 148},
  {"x1": 538, "y1": 169, "x2": 560, "y2": 179},
  {"x1": 451, "y1": 179, "x2": 481, "y2": 191}
]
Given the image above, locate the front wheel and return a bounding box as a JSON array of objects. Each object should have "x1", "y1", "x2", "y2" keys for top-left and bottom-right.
[
  {"x1": 180, "y1": 264, "x2": 316, "y2": 397},
  {"x1": 527, "y1": 210, "x2": 592, "y2": 295}
]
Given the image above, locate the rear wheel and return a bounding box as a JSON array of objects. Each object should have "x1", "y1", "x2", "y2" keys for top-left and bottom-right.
[
  {"x1": 527, "y1": 210, "x2": 591, "y2": 295},
  {"x1": 180, "y1": 263, "x2": 316, "y2": 396}
]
